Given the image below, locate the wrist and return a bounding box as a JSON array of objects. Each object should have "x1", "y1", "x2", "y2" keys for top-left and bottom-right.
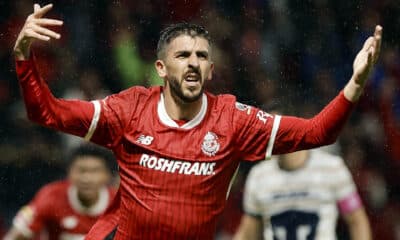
[
  {"x1": 13, "y1": 46, "x2": 30, "y2": 61},
  {"x1": 343, "y1": 76, "x2": 364, "y2": 102}
]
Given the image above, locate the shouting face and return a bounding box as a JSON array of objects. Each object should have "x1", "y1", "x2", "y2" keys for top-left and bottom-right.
[{"x1": 156, "y1": 35, "x2": 214, "y2": 103}]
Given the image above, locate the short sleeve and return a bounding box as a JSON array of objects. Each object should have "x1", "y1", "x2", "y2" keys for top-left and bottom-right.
[
  {"x1": 232, "y1": 102, "x2": 281, "y2": 161},
  {"x1": 243, "y1": 168, "x2": 263, "y2": 217},
  {"x1": 332, "y1": 159, "x2": 357, "y2": 201},
  {"x1": 87, "y1": 87, "x2": 143, "y2": 148}
]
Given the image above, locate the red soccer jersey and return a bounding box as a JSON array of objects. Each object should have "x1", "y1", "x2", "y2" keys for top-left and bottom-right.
[
  {"x1": 12, "y1": 181, "x2": 115, "y2": 240},
  {"x1": 16, "y1": 57, "x2": 354, "y2": 240},
  {"x1": 86, "y1": 87, "x2": 279, "y2": 240}
]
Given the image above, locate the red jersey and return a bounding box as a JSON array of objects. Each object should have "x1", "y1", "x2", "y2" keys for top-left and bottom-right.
[
  {"x1": 16, "y1": 56, "x2": 354, "y2": 240},
  {"x1": 11, "y1": 181, "x2": 115, "y2": 240}
]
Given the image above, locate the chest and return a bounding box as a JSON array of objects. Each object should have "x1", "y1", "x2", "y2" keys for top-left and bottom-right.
[
  {"x1": 49, "y1": 210, "x2": 97, "y2": 235},
  {"x1": 256, "y1": 171, "x2": 336, "y2": 211}
]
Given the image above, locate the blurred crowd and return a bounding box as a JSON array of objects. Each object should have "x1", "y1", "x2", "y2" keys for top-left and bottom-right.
[{"x1": 0, "y1": 0, "x2": 399, "y2": 239}]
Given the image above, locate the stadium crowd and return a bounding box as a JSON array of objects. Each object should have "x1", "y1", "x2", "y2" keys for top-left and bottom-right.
[{"x1": 0, "y1": 0, "x2": 399, "y2": 239}]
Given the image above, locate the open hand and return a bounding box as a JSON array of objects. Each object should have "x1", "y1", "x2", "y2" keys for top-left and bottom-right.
[
  {"x1": 352, "y1": 25, "x2": 383, "y2": 86},
  {"x1": 13, "y1": 3, "x2": 63, "y2": 60}
]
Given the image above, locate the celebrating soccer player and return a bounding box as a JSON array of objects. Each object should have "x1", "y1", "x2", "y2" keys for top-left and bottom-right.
[{"x1": 13, "y1": 3, "x2": 382, "y2": 240}]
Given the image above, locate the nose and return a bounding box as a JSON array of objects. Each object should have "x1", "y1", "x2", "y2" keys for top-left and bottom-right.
[{"x1": 188, "y1": 54, "x2": 199, "y2": 68}]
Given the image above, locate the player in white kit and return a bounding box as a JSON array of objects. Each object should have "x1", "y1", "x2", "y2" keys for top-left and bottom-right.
[{"x1": 234, "y1": 148, "x2": 371, "y2": 240}]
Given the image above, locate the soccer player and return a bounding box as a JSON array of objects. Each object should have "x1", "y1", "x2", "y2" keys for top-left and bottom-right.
[
  {"x1": 13, "y1": 3, "x2": 382, "y2": 240},
  {"x1": 233, "y1": 148, "x2": 371, "y2": 240},
  {"x1": 4, "y1": 145, "x2": 116, "y2": 240}
]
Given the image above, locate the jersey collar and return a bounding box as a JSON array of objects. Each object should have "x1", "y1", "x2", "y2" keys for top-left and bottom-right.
[
  {"x1": 67, "y1": 185, "x2": 109, "y2": 216},
  {"x1": 157, "y1": 93, "x2": 207, "y2": 129}
]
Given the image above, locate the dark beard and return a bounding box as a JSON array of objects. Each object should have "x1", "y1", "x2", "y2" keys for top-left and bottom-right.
[{"x1": 167, "y1": 75, "x2": 204, "y2": 103}]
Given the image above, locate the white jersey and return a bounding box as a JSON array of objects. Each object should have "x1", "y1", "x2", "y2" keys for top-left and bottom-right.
[{"x1": 244, "y1": 149, "x2": 360, "y2": 240}]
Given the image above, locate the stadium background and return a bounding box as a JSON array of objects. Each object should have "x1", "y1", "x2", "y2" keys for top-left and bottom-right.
[{"x1": 0, "y1": 0, "x2": 399, "y2": 239}]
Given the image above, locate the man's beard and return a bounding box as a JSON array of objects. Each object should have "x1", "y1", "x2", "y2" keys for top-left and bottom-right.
[{"x1": 167, "y1": 75, "x2": 204, "y2": 103}]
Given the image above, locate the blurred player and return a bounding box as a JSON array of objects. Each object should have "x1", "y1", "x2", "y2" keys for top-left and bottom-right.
[
  {"x1": 12, "y1": 3, "x2": 382, "y2": 239},
  {"x1": 234, "y1": 148, "x2": 371, "y2": 240},
  {"x1": 4, "y1": 144, "x2": 116, "y2": 240}
]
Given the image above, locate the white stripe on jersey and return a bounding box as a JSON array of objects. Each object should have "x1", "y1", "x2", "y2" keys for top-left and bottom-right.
[
  {"x1": 84, "y1": 100, "x2": 101, "y2": 141},
  {"x1": 266, "y1": 115, "x2": 281, "y2": 159},
  {"x1": 226, "y1": 164, "x2": 240, "y2": 199}
]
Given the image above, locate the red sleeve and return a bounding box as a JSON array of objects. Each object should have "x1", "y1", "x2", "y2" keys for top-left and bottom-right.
[
  {"x1": 12, "y1": 186, "x2": 54, "y2": 237},
  {"x1": 15, "y1": 56, "x2": 94, "y2": 138},
  {"x1": 272, "y1": 91, "x2": 354, "y2": 154},
  {"x1": 85, "y1": 87, "x2": 143, "y2": 148},
  {"x1": 233, "y1": 101, "x2": 275, "y2": 161},
  {"x1": 15, "y1": 55, "x2": 140, "y2": 148}
]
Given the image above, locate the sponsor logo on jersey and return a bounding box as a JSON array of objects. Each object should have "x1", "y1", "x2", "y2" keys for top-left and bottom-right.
[
  {"x1": 256, "y1": 110, "x2": 273, "y2": 124},
  {"x1": 136, "y1": 134, "x2": 154, "y2": 145},
  {"x1": 201, "y1": 132, "x2": 220, "y2": 156},
  {"x1": 139, "y1": 154, "x2": 216, "y2": 175}
]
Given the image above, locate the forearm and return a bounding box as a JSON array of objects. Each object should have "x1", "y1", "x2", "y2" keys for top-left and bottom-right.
[
  {"x1": 273, "y1": 91, "x2": 354, "y2": 154},
  {"x1": 346, "y1": 209, "x2": 372, "y2": 240},
  {"x1": 343, "y1": 76, "x2": 364, "y2": 103},
  {"x1": 4, "y1": 227, "x2": 31, "y2": 240},
  {"x1": 233, "y1": 215, "x2": 263, "y2": 240},
  {"x1": 16, "y1": 55, "x2": 94, "y2": 137}
]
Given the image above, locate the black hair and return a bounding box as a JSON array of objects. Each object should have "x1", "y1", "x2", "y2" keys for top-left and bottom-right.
[
  {"x1": 68, "y1": 143, "x2": 116, "y2": 173},
  {"x1": 157, "y1": 22, "x2": 211, "y2": 59}
]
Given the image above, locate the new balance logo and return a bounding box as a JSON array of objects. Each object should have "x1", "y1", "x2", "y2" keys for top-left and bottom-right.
[{"x1": 136, "y1": 135, "x2": 154, "y2": 145}]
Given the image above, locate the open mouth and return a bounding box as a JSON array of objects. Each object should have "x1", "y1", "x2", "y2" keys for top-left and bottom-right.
[{"x1": 184, "y1": 72, "x2": 200, "y2": 82}]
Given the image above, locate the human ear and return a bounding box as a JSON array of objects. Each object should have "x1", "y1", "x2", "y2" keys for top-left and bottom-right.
[
  {"x1": 155, "y1": 60, "x2": 167, "y2": 78},
  {"x1": 207, "y1": 62, "x2": 214, "y2": 81}
]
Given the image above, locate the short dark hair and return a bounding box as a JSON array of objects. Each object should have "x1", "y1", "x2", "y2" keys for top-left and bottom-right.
[
  {"x1": 157, "y1": 22, "x2": 211, "y2": 59},
  {"x1": 68, "y1": 144, "x2": 116, "y2": 173}
]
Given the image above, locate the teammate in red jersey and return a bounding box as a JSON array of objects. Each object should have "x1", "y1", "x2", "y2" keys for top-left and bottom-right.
[
  {"x1": 13, "y1": 3, "x2": 382, "y2": 240},
  {"x1": 4, "y1": 145, "x2": 116, "y2": 240}
]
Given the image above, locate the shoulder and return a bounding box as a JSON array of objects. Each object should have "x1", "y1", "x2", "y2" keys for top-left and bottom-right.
[
  {"x1": 32, "y1": 180, "x2": 68, "y2": 205},
  {"x1": 37, "y1": 180, "x2": 68, "y2": 195},
  {"x1": 108, "y1": 86, "x2": 157, "y2": 101},
  {"x1": 309, "y1": 149, "x2": 346, "y2": 169},
  {"x1": 247, "y1": 160, "x2": 276, "y2": 181},
  {"x1": 207, "y1": 93, "x2": 236, "y2": 108}
]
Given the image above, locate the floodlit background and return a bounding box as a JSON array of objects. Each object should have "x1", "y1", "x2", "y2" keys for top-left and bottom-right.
[{"x1": 0, "y1": 0, "x2": 399, "y2": 239}]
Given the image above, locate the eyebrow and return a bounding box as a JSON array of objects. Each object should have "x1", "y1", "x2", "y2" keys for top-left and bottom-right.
[{"x1": 174, "y1": 50, "x2": 209, "y2": 57}]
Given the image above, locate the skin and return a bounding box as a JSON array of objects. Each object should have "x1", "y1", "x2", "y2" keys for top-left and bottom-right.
[
  {"x1": 12, "y1": 4, "x2": 379, "y2": 239},
  {"x1": 68, "y1": 156, "x2": 111, "y2": 207},
  {"x1": 13, "y1": 3, "x2": 382, "y2": 122},
  {"x1": 155, "y1": 35, "x2": 214, "y2": 121}
]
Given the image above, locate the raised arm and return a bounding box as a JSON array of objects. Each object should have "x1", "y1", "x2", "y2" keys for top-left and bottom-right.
[
  {"x1": 13, "y1": 4, "x2": 97, "y2": 138},
  {"x1": 270, "y1": 26, "x2": 383, "y2": 154},
  {"x1": 343, "y1": 25, "x2": 382, "y2": 102},
  {"x1": 13, "y1": 4, "x2": 133, "y2": 148}
]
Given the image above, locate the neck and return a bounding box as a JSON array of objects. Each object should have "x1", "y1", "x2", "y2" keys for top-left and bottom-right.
[
  {"x1": 163, "y1": 87, "x2": 203, "y2": 121},
  {"x1": 77, "y1": 191, "x2": 99, "y2": 208},
  {"x1": 278, "y1": 150, "x2": 309, "y2": 171}
]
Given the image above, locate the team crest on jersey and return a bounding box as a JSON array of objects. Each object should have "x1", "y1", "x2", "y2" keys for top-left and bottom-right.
[
  {"x1": 201, "y1": 132, "x2": 220, "y2": 156},
  {"x1": 235, "y1": 102, "x2": 250, "y2": 111},
  {"x1": 235, "y1": 102, "x2": 251, "y2": 115}
]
